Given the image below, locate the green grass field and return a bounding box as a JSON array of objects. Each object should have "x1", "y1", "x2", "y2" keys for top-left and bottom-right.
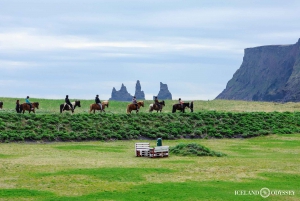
[
  {"x1": 0, "y1": 135, "x2": 299, "y2": 200},
  {"x1": 2, "y1": 97, "x2": 300, "y2": 114},
  {"x1": 1, "y1": 98, "x2": 300, "y2": 200}
]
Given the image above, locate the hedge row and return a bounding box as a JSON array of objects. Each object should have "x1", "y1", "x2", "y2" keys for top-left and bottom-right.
[{"x1": 0, "y1": 111, "x2": 299, "y2": 142}]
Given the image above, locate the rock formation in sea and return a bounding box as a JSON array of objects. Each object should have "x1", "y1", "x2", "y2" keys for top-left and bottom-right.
[
  {"x1": 109, "y1": 83, "x2": 133, "y2": 101},
  {"x1": 134, "y1": 80, "x2": 145, "y2": 100},
  {"x1": 153, "y1": 82, "x2": 172, "y2": 100}
]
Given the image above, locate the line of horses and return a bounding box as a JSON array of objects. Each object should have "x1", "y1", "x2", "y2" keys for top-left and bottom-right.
[{"x1": 0, "y1": 100, "x2": 193, "y2": 114}]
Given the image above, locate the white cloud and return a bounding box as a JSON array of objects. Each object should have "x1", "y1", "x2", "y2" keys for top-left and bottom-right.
[
  {"x1": 0, "y1": 60, "x2": 38, "y2": 69},
  {"x1": 0, "y1": 30, "x2": 250, "y2": 55}
]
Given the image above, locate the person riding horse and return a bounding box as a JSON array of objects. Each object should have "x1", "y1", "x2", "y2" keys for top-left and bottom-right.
[
  {"x1": 26, "y1": 96, "x2": 33, "y2": 111},
  {"x1": 179, "y1": 98, "x2": 184, "y2": 109},
  {"x1": 154, "y1": 97, "x2": 161, "y2": 110},
  {"x1": 132, "y1": 96, "x2": 139, "y2": 111},
  {"x1": 95, "y1": 95, "x2": 102, "y2": 111},
  {"x1": 65, "y1": 95, "x2": 73, "y2": 111}
]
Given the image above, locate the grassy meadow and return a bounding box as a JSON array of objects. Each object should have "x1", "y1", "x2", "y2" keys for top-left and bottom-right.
[
  {"x1": 1, "y1": 97, "x2": 300, "y2": 200},
  {"x1": 0, "y1": 135, "x2": 299, "y2": 200},
  {"x1": 2, "y1": 97, "x2": 300, "y2": 113}
]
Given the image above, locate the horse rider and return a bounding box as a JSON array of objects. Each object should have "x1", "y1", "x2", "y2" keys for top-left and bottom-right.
[
  {"x1": 132, "y1": 96, "x2": 139, "y2": 111},
  {"x1": 95, "y1": 95, "x2": 102, "y2": 111},
  {"x1": 26, "y1": 96, "x2": 33, "y2": 110},
  {"x1": 179, "y1": 98, "x2": 184, "y2": 109},
  {"x1": 154, "y1": 96, "x2": 161, "y2": 110},
  {"x1": 65, "y1": 95, "x2": 73, "y2": 110}
]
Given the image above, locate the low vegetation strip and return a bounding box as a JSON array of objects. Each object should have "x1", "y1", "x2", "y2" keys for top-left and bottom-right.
[{"x1": 0, "y1": 111, "x2": 300, "y2": 142}]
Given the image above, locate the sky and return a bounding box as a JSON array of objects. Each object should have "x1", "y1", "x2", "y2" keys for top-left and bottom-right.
[{"x1": 1, "y1": 0, "x2": 300, "y2": 100}]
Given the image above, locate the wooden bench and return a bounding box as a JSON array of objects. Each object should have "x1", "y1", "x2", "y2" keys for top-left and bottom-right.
[
  {"x1": 135, "y1": 143, "x2": 150, "y2": 157},
  {"x1": 149, "y1": 146, "x2": 169, "y2": 158}
]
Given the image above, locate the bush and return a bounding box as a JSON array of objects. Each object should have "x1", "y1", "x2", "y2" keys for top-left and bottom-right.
[{"x1": 170, "y1": 143, "x2": 226, "y2": 157}]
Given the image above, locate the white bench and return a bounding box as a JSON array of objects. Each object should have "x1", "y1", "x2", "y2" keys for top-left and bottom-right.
[
  {"x1": 149, "y1": 146, "x2": 169, "y2": 158},
  {"x1": 135, "y1": 143, "x2": 150, "y2": 157}
]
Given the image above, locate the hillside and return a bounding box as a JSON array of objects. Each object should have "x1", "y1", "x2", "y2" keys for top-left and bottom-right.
[
  {"x1": 216, "y1": 39, "x2": 300, "y2": 102},
  {"x1": 1, "y1": 111, "x2": 300, "y2": 142}
]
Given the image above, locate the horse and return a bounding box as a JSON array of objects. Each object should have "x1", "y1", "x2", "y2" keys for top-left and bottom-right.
[
  {"x1": 89, "y1": 100, "x2": 109, "y2": 113},
  {"x1": 0, "y1": 101, "x2": 3, "y2": 109},
  {"x1": 19, "y1": 102, "x2": 39, "y2": 114},
  {"x1": 127, "y1": 101, "x2": 144, "y2": 114},
  {"x1": 149, "y1": 101, "x2": 165, "y2": 113},
  {"x1": 172, "y1": 102, "x2": 190, "y2": 113},
  {"x1": 60, "y1": 100, "x2": 81, "y2": 113}
]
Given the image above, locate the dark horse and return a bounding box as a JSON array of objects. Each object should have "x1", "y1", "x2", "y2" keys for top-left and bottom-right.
[
  {"x1": 89, "y1": 101, "x2": 109, "y2": 113},
  {"x1": 0, "y1": 101, "x2": 3, "y2": 109},
  {"x1": 19, "y1": 102, "x2": 39, "y2": 114},
  {"x1": 149, "y1": 101, "x2": 165, "y2": 113},
  {"x1": 172, "y1": 102, "x2": 191, "y2": 113},
  {"x1": 60, "y1": 100, "x2": 81, "y2": 113},
  {"x1": 127, "y1": 101, "x2": 144, "y2": 114}
]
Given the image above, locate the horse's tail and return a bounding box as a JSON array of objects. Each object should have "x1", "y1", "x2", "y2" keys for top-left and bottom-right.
[
  {"x1": 60, "y1": 104, "x2": 63, "y2": 113},
  {"x1": 89, "y1": 104, "x2": 93, "y2": 113},
  {"x1": 126, "y1": 105, "x2": 130, "y2": 114},
  {"x1": 172, "y1": 105, "x2": 176, "y2": 113},
  {"x1": 149, "y1": 104, "x2": 153, "y2": 112}
]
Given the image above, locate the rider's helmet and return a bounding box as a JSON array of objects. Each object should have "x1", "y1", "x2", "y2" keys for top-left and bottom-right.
[
  {"x1": 27, "y1": 96, "x2": 29, "y2": 99},
  {"x1": 134, "y1": 96, "x2": 136, "y2": 98},
  {"x1": 179, "y1": 98, "x2": 181, "y2": 100},
  {"x1": 96, "y1": 95, "x2": 99, "y2": 97},
  {"x1": 66, "y1": 95, "x2": 68, "y2": 98}
]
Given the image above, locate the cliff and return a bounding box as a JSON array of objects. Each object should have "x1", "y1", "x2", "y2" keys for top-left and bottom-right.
[{"x1": 216, "y1": 39, "x2": 300, "y2": 102}]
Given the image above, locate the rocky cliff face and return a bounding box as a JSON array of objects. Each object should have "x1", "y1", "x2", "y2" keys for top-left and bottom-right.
[
  {"x1": 134, "y1": 80, "x2": 145, "y2": 100},
  {"x1": 154, "y1": 82, "x2": 172, "y2": 100},
  {"x1": 109, "y1": 83, "x2": 133, "y2": 101},
  {"x1": 216, "y1": 39, "x2": 300, "y2": 102}
]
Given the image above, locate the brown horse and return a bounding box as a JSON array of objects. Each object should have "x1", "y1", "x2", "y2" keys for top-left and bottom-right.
[
  {"x1": 60, "y1": 100, "x2": 81, "y2": 113},
  {"x1": 89, "y1": 101, "x2": 109, "y2": 113},
  {"x1": 149, "y1": 101, "x2": 165, "y2": 113},
  {"x1": 127, "y1": 101, "x2": 144, "y2": 114},
  {"x1": 0, "y1": 101, "x2": 3, "y2": 109},
  {"x1": 19, "y1": 102, "x2": 39, "y2": 114}
]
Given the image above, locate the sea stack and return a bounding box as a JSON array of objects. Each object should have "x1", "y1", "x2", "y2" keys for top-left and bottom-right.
[
  {"x1": 109, "y1": 83, "x2": 133, "y2": 101},
  {"x1": 154, "y1": 82, "x2": 172, "y2": 100},
  {"x1": 134, "y1": 80, "x2": 145, "y2": 100}
]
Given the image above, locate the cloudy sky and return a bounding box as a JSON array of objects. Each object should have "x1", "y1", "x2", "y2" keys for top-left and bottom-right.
[{"x1": 1, "y1": 0, "x2": 300, "y2": 100}]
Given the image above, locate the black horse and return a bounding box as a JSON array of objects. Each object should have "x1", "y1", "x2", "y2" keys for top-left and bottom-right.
[
  {"x1": 60, "y1": 100, "x2": 81, "y2": 113},
  {"x1": 172, "y1": 102, "x2": 191, "y2": 113},
  {"x1": 0, "y1": 101, "x2": 3, "y2": 109}
]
